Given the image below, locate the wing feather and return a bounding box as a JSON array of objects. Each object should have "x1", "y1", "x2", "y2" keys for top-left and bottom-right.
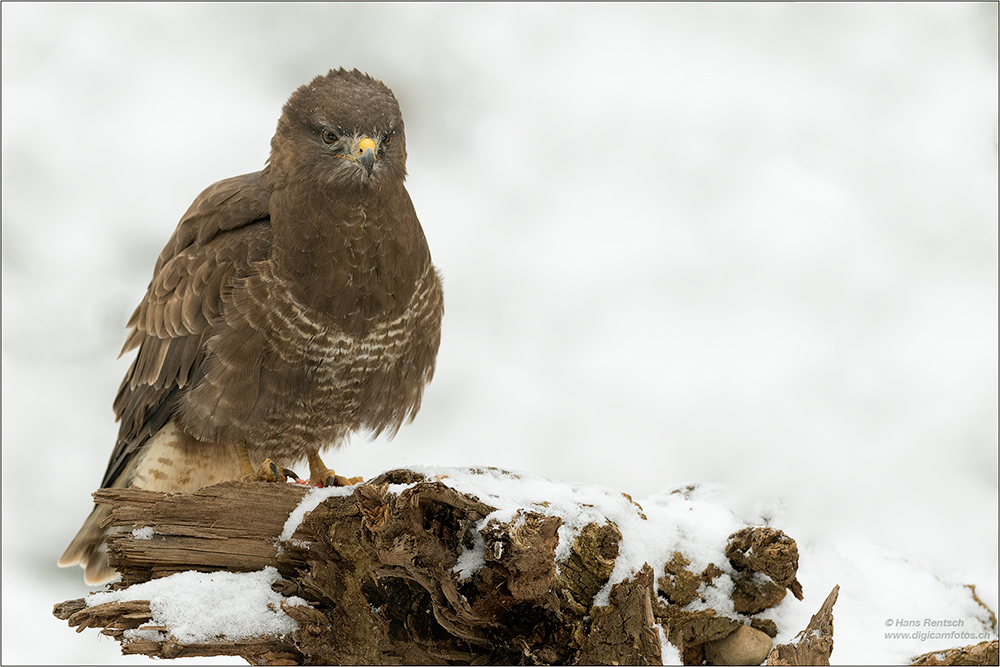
[{"x1": 102, "y1": 171, "x2": 271, "y2": 489}]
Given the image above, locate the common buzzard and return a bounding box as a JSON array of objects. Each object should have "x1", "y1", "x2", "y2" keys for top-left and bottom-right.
[{"x1": 59, "y1": 69, "x2": 444, "y2": 584}]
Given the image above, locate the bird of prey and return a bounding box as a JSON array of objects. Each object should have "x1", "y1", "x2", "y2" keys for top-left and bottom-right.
[{"x1": 59, "y1": 69, "x2": 444, "y2": 584}]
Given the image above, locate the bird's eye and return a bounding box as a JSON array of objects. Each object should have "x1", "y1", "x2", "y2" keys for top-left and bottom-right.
[
  {"x1": 382, "y1": 131, "x2": 393, "y2": 145},
  {"x1": 322, "y1": 129, "x2": 339, "y2": 145}
]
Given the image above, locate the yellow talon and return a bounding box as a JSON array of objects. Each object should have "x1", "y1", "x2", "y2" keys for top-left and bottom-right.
[
  {"x1": 307, "y1": 450, "x2": 362, "y2": 487},
  {"x1": 236, "y1": 443, "x2": 287, "y2": 483}
]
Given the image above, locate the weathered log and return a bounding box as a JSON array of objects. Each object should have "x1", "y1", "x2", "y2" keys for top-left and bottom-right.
[{"x1": 56, "y1": 469, "x2": 822, "y2": 665}]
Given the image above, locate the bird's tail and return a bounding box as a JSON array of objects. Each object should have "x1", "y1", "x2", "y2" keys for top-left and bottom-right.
[{"x1": 57, "y1": 503, "x2": 119, "y2": 585}]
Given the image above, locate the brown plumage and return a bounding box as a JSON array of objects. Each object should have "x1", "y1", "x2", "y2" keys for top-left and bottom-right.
[{"x1": 59, "y1": 69, "x2": 444, "y2": 584}]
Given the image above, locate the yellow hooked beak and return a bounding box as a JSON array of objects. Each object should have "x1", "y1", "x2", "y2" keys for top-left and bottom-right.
[{"x1": 357, "y1": 136, "x2": 376, "y2": 176}]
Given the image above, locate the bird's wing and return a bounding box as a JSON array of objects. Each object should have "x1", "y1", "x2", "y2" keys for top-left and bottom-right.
[{"x1": 103, "y1": 171, "x2": 272, "y2": 488}]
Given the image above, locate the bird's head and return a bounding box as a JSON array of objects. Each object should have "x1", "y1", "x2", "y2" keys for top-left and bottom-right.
[{"x1": 269, "y1": 68, "x2": 407, "y2": 190}]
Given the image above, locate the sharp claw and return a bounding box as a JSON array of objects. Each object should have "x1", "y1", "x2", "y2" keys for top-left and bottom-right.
[
  {"x1": 269, "y1": 461, "x2": 280, "y2": 481},
  {"x1": 325, "y1": 475, "x2": 335, "y2": 488},
  {"x1": 283, "y1": 468, "x2": 299, "y2": 480}
]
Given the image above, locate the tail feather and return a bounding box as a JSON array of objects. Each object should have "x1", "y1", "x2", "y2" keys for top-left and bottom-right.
[
  {"x1": 57, "y1": 504, "x2": 118, "y2": 585},
  {"x1": 58, "y1": 420, "x2": 242, "y2": 584}
]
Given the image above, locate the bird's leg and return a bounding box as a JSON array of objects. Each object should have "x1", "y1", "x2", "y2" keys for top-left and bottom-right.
[
  {"x1": 307, "y1": 450, "x2": 363, "y2": 487},
  {"x1": 236, "y1": 442, "x2": 296, "y2": 483}
]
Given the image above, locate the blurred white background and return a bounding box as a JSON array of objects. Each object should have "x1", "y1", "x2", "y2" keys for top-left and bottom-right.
[{"x1": 3, "y1": 3, "x2": 997, "y2": 664}]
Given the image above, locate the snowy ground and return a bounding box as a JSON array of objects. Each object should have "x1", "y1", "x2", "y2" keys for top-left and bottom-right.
[{"x1": 2, "y1": 4, "x2": 997, "y2": 665}]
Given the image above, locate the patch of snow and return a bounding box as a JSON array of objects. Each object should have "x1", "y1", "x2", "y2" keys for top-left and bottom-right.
[
  {"x1": 132, "y1": 526, "x2": 155, "y2": 540},
  {"x1": 660, "y1": 623, "x2": 683, "y2": 665},
  {"x1": 452, "y1": 528, "x2": 486, "y2": 581},
  {"x1": 278, "y1": 484, "x2": 357, "y2": 542},
  {"x1": 752, "y1": 541, "x2": 998, "y2": 663},
  {"x1": 86, "y1": 566, "x2": 309, "y2": 644},
  {"x1": 123, "y1": 628, "x2": 165, "y2": 643}
]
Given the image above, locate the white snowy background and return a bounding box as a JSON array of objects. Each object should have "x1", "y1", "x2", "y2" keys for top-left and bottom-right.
[{"x1": 2, "y1": 3, "x2": 997, "y2": 664}]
